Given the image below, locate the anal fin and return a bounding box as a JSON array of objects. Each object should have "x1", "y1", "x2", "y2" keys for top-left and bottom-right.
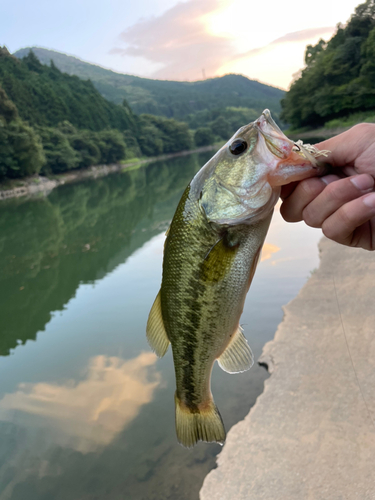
[
  {"x1": 218, "y1": 325, "x2": 254, "y2": 373},
  {"x1": 146, "y1": 290, "x2": 170, "y2": 357}
]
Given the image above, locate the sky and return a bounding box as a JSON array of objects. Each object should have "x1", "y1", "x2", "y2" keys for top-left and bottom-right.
[{"x1": 0, "y1": 0, "x2": 363, "y2": 89}]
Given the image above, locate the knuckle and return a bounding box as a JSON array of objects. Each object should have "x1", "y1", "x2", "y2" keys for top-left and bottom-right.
[
  {"x1": 303, "y1": 206, "x2": 321, "y2": 228},
  {"x1": 324, "y1": 181, "x2": 345, "y2": 202},
  {"x1": 321, "y1": 207, "x2": 352, "y2": 240},
  {"x1": 321, "y1": 221, "x2": 339, "y2": 241},
  {"x1": 351, "y1": 123, "x2": 375, "y2": 136},
  {"x1": 350, "y1": 123, "x2": 375, "y2": 146},
  {"x1": 299, "y1": 178, "x2": 323, "y2": 199},
  {"x1": 339, "y1": 204, "x2": 355, "y2": 226}
]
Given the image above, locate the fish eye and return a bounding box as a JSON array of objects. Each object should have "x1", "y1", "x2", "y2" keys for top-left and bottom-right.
[{"x1": 229, "y1": 139, "x2": 247, "y2": 156}]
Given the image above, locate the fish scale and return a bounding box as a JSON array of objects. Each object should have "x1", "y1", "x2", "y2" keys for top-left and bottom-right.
[{"x1": 162, "y1": 180, "x2": 270, "y2": 434}]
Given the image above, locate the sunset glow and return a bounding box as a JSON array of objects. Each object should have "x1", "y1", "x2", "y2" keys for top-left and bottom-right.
[
  {"x1": 199, "y1": 0, "x2": 360, "y2": 87},
  {"x1": 0, "y1": 0, "x2": 366, "y2": 88}
]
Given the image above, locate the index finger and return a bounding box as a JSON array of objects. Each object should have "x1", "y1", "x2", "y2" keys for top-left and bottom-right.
[{"x1": 280, "y1": 181, "x2": 298, "y2": 201}]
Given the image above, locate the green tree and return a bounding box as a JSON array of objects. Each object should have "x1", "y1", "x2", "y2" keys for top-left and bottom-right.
[
  {"x1": 281, "y1": 0, "x2": 375, "y2": 128},
  {"x1": 123, "y1": 130, "x2": 141, "y2": 159},
  {"x1": 137, "y1": 123, "x2": 164, "y2": 156},
  {"x1": 194, "y1": 127, "x2": 215, "y2": 147},
  {"x1": 140, "y1": 114, "x2": 193, "y2": 153},
  {"x1": 360, "y1": 26, "x2": 375, "y2": 81},
  {"x1": 97, "y1": 130, "x2": 127, "y2": 164},
  {"x1": 0, "y1": 84, "x2": 18, "y2": 123},
  {"x1": 0, "y1": 120, "x2": 45, "y2": 179},
  {"x1": 38, "y1": 127, "x2": 79, "y2": 173},
  {"x1": 57, "y1": 120, "x2": 77, "y2": 135},
  {"x1": 0, "y1": 49, "x2": 138, "y2": 133},
  {"x1": 69, "y1": 131, "x2": 101, "y2": 168},
  {"x1": 305, "y1": 39, "x2": 327, "y2": 66},
  {"x1": 211, "y1": 116, "x2": 231, "y2": 139}
]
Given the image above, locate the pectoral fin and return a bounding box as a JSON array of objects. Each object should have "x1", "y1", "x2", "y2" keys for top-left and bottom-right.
[
  {"x1": 146, "y1": 290, "x2": 170, "y2": 357},
  {"x1": 201, "y1": 233, "x2": 239, "y2": 283},
  {"x1": 218, "y1": 325, "x2": 254, "y2": 373}
]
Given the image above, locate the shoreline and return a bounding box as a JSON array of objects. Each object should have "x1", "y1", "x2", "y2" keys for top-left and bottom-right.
[
  {"x1": 200, "y1": 237, "x2": 375, "y2": 500},
  {"x1": 0, "y1": 125, "x2": 356, "y2": 202},
  {"x1": 0, "y1": 144, "x2": 220, "y2": 201}
]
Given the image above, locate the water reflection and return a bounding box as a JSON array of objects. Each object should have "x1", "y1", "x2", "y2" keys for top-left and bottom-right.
[
  {"x1": 260, "y1": 243, "x2": 280, "y2": 262},
  {"x1": 0, "y1": 352, "x2": 160, "y2": 453},
  {"x1": 0, "y1": 151, "x2": 323, "y2": 500},
  {"x1": 0, "y1": 153, "x2": 209, "y2": 356}
]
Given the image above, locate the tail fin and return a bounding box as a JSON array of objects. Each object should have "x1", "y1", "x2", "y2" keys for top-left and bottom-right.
[{"x1": 175, "y1": 393, "x2": 226, "y2": 448}]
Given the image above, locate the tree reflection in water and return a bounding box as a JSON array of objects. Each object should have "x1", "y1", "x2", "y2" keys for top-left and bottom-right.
[{"x1": 0, "y1": 152, "x2": 209, "y2": 356}]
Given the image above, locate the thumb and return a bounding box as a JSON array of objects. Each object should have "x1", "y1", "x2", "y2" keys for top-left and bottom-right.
[{"x1": 314, "y1": 123, "x2": 375, "y2": 169}]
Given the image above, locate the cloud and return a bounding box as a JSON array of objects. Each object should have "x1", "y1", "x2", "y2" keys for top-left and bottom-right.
[
  {"x1": 270, "y1": 27, "x2": 335, "y2": 45},
  {"x1": 261, "y1": 243, "x2": 280, "y2": 262},
  {"x1": 110, "y1": 0, "x2": 235, "y2": 81},
  {"x1": 110, "y1": 0, "x2": 336, "y2": 83},
  {"x1": 237, "y1": 26, "x2": 335, "y2": 61},
  {"x1": 0, "y1": 352, "x2": 161, "y2": 453}
]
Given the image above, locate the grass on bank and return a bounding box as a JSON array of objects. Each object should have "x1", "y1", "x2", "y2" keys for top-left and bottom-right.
[
  {"x1": 323, "y1": 111, "x2": 375, "y2": 129},
  {"x1": 284, "y1": 110, "x2": 375, "y2": 136}
]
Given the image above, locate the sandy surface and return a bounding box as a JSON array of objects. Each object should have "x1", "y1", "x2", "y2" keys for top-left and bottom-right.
[{"x1": 200, "y1": 238, "x2": 375, "y2": 500}]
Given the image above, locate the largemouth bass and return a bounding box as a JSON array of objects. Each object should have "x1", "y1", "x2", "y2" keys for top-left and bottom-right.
[{"x1": 147, "y1": 110, "x2": 327, "y2": 448}]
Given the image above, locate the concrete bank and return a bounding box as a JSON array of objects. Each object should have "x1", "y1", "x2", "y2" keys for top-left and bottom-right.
[
  {"x1": 200, "y1": 237, "x2": 375, "y2": 500},
  {"x1": 0, "y1": 163, "x2": 145, "y2": 201}
]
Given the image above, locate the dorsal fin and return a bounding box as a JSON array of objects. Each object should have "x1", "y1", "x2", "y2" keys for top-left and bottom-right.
[
  {"x1": 146, "y1": 290, "x2": 170, "y2": 357},
  {"x1": 217, "y1": 325, "x2": 254, "y2": 373}
]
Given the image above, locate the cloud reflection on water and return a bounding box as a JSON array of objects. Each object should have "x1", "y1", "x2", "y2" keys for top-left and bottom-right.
[
  {"x1": 260, "y1": 243, "x2": 280, "y2": 262},
  {"x1": 0, "y1": 352, "x2": 161, "y2": 452}
]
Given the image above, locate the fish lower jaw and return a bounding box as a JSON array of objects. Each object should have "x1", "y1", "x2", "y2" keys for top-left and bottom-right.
[{"x1": 268, "y1": 163, "x2": 319, "y2": 186}]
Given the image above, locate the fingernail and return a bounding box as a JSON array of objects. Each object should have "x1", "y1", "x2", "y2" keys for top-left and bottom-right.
[
  {"x1": 321, "y1": 175, "x2": 338, "y2": 185},
  {"x1": 350, "y1": 174, "x2": 374, "y2": 191},
  {"x1": 363, "y1": 193, "x2": 375, "y2": 208}
]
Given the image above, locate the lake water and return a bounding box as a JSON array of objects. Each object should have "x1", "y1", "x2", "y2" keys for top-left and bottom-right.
[{"x1": 0, "y1": 152, "x2": 322, "y2": 500}]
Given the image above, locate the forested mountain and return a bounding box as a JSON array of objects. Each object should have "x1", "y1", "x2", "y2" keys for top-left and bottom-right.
[
  {"x1": 0, "y1": 47, "x2": 193, "y2": 180},
  {"x1": 1, "y1": 44, "x2": 286, "y2": 183},
  {"x1": 281, "y1": 0, "x2": 375, "y2": 128},
  {"x1": 13, "y1": 47, "x2": 284, "y2": 118},
  {"x1": 0, "y1": 48, "x2": 136, "y2": 132}
]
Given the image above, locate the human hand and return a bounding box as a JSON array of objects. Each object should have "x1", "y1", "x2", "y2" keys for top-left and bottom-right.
[{"x1": 280, "y1": 123, "x2": 375, "y2": 250}]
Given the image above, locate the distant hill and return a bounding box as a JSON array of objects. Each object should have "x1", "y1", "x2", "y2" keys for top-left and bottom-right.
[
  {"x1": 0, "y1": 47, "x2": 193, "y2": 181},
  {"x1": 1, "y1": 48, "x2": 136, "y2": 132},
  {"x1": 14, "y1": 47, "x2": 285, "y2": 119}
]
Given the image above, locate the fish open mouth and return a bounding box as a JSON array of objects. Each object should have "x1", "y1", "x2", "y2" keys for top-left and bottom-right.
[
  {"x1": 255, "y1": 109, "x2": 294, "y2": 160},
  {"x1": 255, "y1": 109, "x2": 330, "y2": 169}
]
